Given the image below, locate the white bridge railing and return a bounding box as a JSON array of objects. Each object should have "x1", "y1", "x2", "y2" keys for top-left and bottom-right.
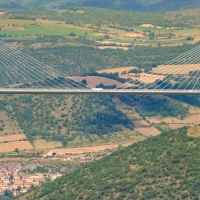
[{"x1": 0, "y1": 88, "x2": 199, "y2": 95}]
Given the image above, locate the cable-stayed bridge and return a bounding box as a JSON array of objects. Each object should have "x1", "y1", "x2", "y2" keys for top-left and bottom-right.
[{"x1": 0, "y1": 41, "x2": 200, "y2": 95}]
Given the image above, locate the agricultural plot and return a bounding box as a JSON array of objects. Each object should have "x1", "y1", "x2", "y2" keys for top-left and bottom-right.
[
  {"x1": 148, "y1": 107, "x2": 200, "y2": 130},
  {"x1": 72, "y1": 76, "x2": 121, "y2": 88},
  {"x1": 34, "y1": 139, "x2": 63, "y2": 150},
  {"x1": 50, "y1": 143, "x2": 132, "y2": 155},
  {"x1": 0, "y1": 132, "x2": 32, "y2": 152},
  {"x1": 0, "y1": 134, "x2": 26, "y2": 143},
  {"x1": 0, "y1": 141, "x2": 33, "y2": 153},
  {"x1": 153, "y1": 64, "x2": 200, "y2": 75},
  {"x1": 98, "y1": 66, "x2": 137, "y2": 75}
]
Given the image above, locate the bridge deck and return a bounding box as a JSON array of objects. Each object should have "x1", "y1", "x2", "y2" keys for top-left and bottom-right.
[{"x1": 0, "y1": 89, "x2": 199, "y2": 95}]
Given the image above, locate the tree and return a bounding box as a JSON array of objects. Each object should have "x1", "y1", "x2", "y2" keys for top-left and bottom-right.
[
  {"x1": 4, "y1": 189, "x2": 13, "y2": 198},
  {"x1": 17, "y1": 186, "x2": 21, "y2": 192},
  {"x1": 15, "y1": 148, "x2": 19, "y2": 153},
  {"x1": 81, "y1": 79, "x2": 87, "y2": 86}
]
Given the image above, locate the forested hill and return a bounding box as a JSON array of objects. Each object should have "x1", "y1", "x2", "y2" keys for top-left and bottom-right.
[
  {"x1": 1, "y1": 0, "x2": 200, "y2": 11},
  {"x1": 18, "y1": 128, "x2": 200, "y2": 200}
]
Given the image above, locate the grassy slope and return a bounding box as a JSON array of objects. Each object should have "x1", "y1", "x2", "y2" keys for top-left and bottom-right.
[{"x1": 18, "y1": 128, "x2": 200, "y2": 200}]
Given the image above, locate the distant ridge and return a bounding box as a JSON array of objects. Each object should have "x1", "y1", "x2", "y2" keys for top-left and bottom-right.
[{"x1": 1, "y1": 0, "x2": 200, "y2": 11}]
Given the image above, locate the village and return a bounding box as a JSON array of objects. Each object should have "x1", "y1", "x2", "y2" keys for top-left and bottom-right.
[
  {"x1": 0, "y1": 148, "x2": 113, "y2": 196},
  {"x1": 0, "y1": 162, "x2": 62, "y2": 196},
  {"x1": 39, "y1": 148, "x2": 112, "y2": 161}
]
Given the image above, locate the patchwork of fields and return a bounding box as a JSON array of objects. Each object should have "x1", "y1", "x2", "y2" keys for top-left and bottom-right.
[{"x1": 1, "y1": 9, "x2": 200, "y2": 47}]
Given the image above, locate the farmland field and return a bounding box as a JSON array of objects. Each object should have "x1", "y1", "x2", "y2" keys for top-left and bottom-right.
[
  {"x1": 34, "y1": 139, "x2": 63, "y2": 150},
  {"x1": 98, "y1": 67, "x2": 137, "y2": 75},
  {"x1": 0, "y1": 134, "x2": 26, "y2": 143},
  {"x1": 153, "y1": 64, "x2": 200, "y2": 75},
  {"x1": 72, "y1": 76, "x2": 121, "y2": 88},
  {"x1": 0, "y1": 141, "x2": 33, "y2": 152},
  {"x1": 50, "y1": 143, "x2": 132, "y2": 155}
]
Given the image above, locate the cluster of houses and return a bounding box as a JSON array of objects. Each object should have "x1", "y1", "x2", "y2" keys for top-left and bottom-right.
[
  {"x1": 0, "y1": 162, "x2": 62, "y2": 196},
  {"x1": 40, "y1": 150, "x2": 111, "y2": 162},
  {"x1": 40, "y1": 151, "x2": 89, "y2": 162}
]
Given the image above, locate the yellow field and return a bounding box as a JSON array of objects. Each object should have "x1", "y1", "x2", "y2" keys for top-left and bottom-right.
[
  {"x1": 152, "y1": 64, "x2": 200, "y2": 75},
  {"x1": 120, "y1": 72, "x2": 166, "y2": 84},
  {"x1": 34, "y1": 139, "x2": 63, "y2": 150},
  {"x1": 0, "y1": 134, "x2": 26, "y2": 143},
  {"x1": 0, "y1": 19, "x2": 34, "y2": 26},
  {"x1": 98, "y1": 66, "x2": 137, "y2": 75},
  {"x1": 0, "y1": 141, "x2": 33, "y2": 153},
  {"x1": 50, "y1": 143, "x2": 132, "y2": 154}
]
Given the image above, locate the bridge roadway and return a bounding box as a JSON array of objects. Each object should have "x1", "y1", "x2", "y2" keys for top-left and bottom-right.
[{"x1": 0, "y1": 88, "x2": 199, "y2": 95}]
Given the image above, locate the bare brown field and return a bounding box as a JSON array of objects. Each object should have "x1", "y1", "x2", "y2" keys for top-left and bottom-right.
[
  {"x1": 0, "y1": 134, "x2": 26, "y2": 143},
  {"x1": 152, "y1": 64, "x2": 200, "y2": 75},
  {"x1": 0, "y1": 112, "x2": 24, "y2": 136},
  {"x1": 72, "y1": 76, "x2": 121, "y2": 88},
  {"x1": 0, "y1": 141, "x2": 33, "y2": 153},
  {"x1": 98, "y1": 66, "x2": 137, "y2": 75},
  {"x1": 133, "y1": 119, "x2": 161, "y2": 136},
  {"x1": 135, "y1": 127, "x2": 161, "y2": 137},
  {"x1": 187, "y1": 125, "x2": 200, "y2": 138},
  {"x1": 50, "y1": 143, "x2": 132, "y2": 154},
  {"x1": 34, "y1": 139, "x2": 63, "y2": 150}
]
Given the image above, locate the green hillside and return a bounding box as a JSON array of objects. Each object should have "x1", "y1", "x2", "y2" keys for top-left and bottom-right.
[
  {"x1": 1, "y1": 0, "x2": 200, "y2": 11},
  {"x1": 0, "y1": 93, "x2": 190, "y2": 147},
  {"x1": 17, "y1": 128, "x2": 200, "y2": 200}
]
